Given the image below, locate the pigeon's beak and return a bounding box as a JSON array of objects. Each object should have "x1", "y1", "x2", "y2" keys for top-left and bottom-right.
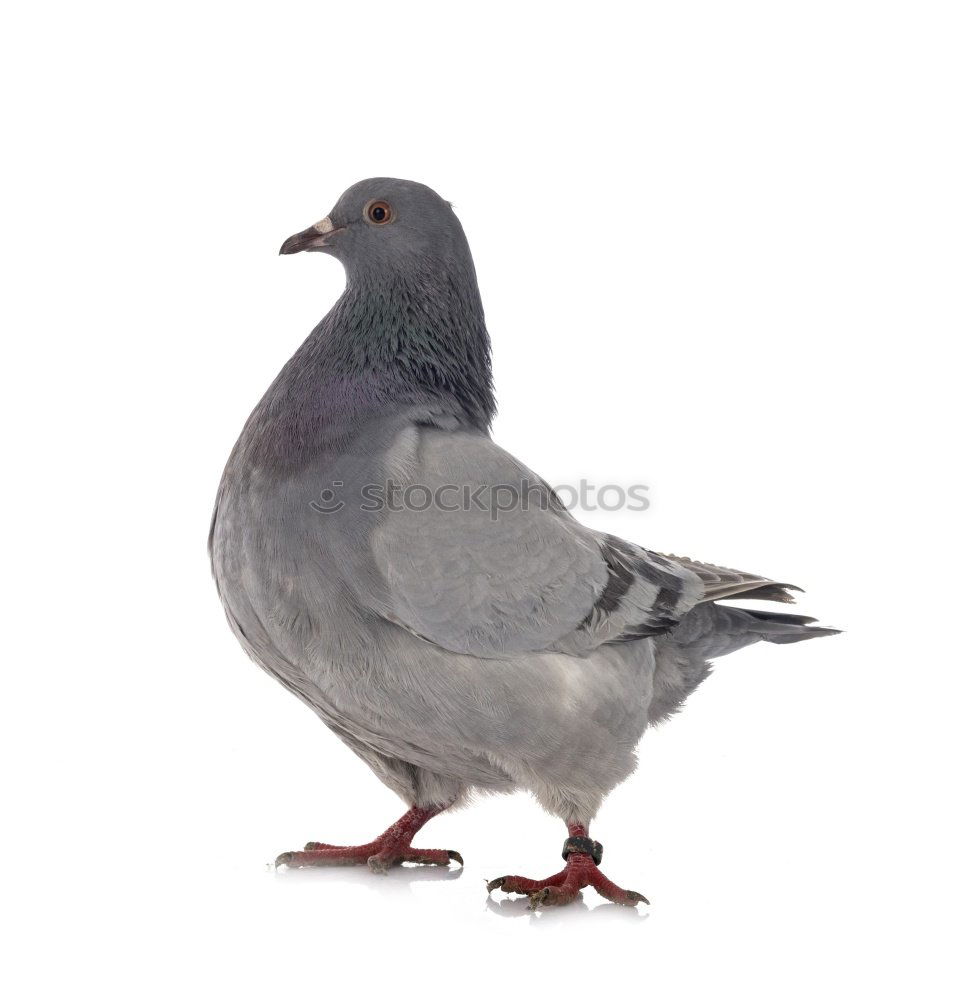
[{"x1": 279, "y1": 217, "x2": 344, "y2": 254}]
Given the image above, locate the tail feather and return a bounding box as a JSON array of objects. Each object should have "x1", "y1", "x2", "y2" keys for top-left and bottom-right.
[
  {"x1": 667, "y1": 602, "x2": 841, "y2": 659},
  {"x1": 734, "y1": 607, "x2": 842, "y2": 644},
  {"x1": 649, "y1": 602, "x2": 841, "y2": 725}
]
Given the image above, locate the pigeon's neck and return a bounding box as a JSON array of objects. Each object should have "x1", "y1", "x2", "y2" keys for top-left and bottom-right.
[
  {"x1": 246, "y1": 256, "x2": 495, "y2": 468},
  {"x1": 325, "y1": 259, "x2": 495, "y2": 427}
]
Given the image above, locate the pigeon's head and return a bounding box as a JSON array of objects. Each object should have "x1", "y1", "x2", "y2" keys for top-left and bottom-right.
[{"x1": 279, "y1": 178, "x2": 471, "y2": 279}]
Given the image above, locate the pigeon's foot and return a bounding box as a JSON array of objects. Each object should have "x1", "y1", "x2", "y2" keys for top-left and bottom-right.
[
  {"x1": 276, "y1": 843, "x2": 462, "y2": 871},
  {"x1": 487, "y1": 829, "x2": 647, "y2": 910},
  {"x1": 274, "y1": 804, "x2": 462, "y2": 873}
]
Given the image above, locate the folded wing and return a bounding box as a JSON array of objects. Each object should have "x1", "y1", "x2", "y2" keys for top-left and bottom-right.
[{"x1": 368, "y1": 428, "x2": 704, "y2": 658}]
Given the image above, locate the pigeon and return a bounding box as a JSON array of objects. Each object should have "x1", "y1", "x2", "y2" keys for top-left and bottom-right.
[{"x1": 209, "y1": 177, "x2": 838, "y2": 908}]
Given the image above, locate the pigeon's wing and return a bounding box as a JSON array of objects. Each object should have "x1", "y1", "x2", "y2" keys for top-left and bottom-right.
[
  {"x1": 367, "y1": 427, "x2": 703, "y2": 658},
  {"x1": 662, "y1": 554, "x2": 801, "y2": 605}
]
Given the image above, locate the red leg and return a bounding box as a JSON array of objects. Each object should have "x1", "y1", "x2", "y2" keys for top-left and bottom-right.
[
  {"x1": 275, "y1": 805, "x2": 462, "y2": 873},
  {"x1": 487, "y1": 823, "x2": 647, "y2": 909}
]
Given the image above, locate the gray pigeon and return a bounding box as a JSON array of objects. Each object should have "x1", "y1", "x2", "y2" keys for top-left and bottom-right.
[{"x1": 209, "y1": 178, "x2": 838, "y2": 908}]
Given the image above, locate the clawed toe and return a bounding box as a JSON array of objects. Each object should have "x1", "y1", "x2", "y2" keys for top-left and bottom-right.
[
  {"x1": 275, "y1": 846, "x2": 375, "y2": 868},
  {"x1": 389, "y1": 847, "x2": 463, "y2": 868},
  {"x1": 486, "y1": 871, "x2": 566, "y2": 896}
]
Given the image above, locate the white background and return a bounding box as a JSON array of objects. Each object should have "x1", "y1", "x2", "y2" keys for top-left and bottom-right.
[{"x1": 3, "y1": 2, "x2": 958, "y2": 997}]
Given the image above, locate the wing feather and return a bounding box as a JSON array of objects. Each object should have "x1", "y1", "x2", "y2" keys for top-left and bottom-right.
[{"x1": 661, "y1": 553, "x2": 801, "y2": 605}]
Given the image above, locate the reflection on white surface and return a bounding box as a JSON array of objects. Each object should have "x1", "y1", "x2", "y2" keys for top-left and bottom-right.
[
  {"x1": 485, "y1": 893, "x2": 649, "y2": 924},
  {"x1": 273, "y1": 860, "x2": 464, "y2": 894},
  {"x1": 273, "y1": 855, "x2": 647, "y2": 922}
]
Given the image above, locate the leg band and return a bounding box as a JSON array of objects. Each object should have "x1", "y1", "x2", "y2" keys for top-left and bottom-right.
[{"x1": 562, "y1": 835, "x2": 603, "y2": 864}]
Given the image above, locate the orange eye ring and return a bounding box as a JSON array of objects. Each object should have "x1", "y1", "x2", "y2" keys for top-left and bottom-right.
[{"x1": 365, "y1": 200, "x2": 393, "y2": 225}]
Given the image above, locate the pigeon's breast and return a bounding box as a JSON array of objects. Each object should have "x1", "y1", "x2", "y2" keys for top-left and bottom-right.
[{"x1": 209, "y1": 415, "x2": 415, "y2": 679}]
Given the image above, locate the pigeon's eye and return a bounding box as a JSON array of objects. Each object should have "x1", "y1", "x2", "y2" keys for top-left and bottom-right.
[{"x1": 366, "y1": 200, "x2": 393, "y2": 225}]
